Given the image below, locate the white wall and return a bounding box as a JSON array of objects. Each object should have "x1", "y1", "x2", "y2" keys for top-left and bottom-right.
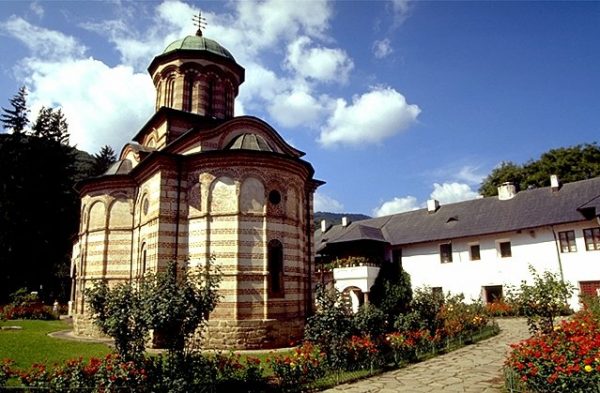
[{"x1": 399, "y1": 219, "x2": 600, "y2": 310}]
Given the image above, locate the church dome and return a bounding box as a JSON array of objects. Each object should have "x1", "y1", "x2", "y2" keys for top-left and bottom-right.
[
  {"x1": 226, "y1": 133, "x2": 273, "y2": 152},
  {"x1": 163, "y1": 35, "x2": 236, "y2": 62}
]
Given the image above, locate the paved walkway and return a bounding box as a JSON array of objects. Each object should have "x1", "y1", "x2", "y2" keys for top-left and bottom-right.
[{"x1": 324, "y1": 318, "x2": 530, "y2": 393}]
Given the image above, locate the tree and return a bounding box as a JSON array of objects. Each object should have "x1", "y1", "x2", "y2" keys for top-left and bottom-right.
[
  {"x1": 31, "y1": 107, "x2": 70, "y2": 144},
  {"x1": 304, "y1": 285, "x2": 354, "y2": 371},
  {"x1": 0, "y1": 91, "x2": 79, "y2": 303},
  {"x1": 369, "y1": 260, "x2": 412, "y2": 327},
  {"x1": 506, "y1": 266, "x2": 574, "y2": 335},
  {"x1": 1, "y1": 86, "x2": 30, "y2": 134},
  {"x1": 143, "y1": 259, "x2": 221, "y2": 354},
  {"x1": 479, "y1": 143, "x2": 600, "y2": 196},
  {"x1": 91, "y1": 145, "x2": 117, "y2": 177},
  {"x1": 86, "y1": 259, "x2": 221, "y2": 360}
]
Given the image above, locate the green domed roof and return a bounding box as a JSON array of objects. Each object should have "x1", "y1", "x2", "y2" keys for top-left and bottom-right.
[{"x1": 163, "y1": 35, "x2": 236, "y2": 62}]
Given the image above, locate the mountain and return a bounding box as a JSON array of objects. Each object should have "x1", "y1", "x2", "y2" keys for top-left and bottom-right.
[{"x1": 314, "y1": 211, "x2": 371, "y2": 229}]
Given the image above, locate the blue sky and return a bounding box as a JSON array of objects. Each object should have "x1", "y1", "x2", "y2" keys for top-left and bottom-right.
[{"x1": 1, "y1": 1, "x2": 598, "y2": 217}]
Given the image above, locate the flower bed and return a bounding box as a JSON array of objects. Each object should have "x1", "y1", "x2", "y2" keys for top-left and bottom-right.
[{"x1": 505, "y1": 311, "x2": 600, "y2": 392}]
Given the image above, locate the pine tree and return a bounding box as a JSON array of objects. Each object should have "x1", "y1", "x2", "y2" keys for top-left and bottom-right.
[
  {"x1": 31, "y1": 106, "x2": 70, "y2": 144},
  {"x1": 92, "y1": 145, "x2": 117, "y2": 176},
  {"x1": 1, "y1": 86, "x2": 30, "y2": 133}
]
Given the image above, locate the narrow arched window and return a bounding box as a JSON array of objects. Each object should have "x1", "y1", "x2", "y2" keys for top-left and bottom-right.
[
  {"x1": 138, "y1": 243, "x2": 147, "y2": 281},
  {"x1": 268, "y1": 239, "x2": 284, "y2": 297},
  {"x1": 165, "y1": 76, "x2": 176, "y2": 108},
  {"x1": 183, "y1": 75, "x2": 193, "y2": 112},
  {"x1": 206, "y1": 78, "x2": 215, "y2": 116}
]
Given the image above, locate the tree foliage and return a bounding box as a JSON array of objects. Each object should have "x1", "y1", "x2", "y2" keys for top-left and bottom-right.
[
  {"x1": 31, "y1": 107, "x2": 70, "y2": 145},
  {"x1": 86, "y1": 260, "x2": 221, "y2": 360},
  {"x1": 1, "y1": 86, "x2": 30, "y2": 134},
  {"x1": 91, "y1": 145, "x2": 117, "y2": 177},
  {"x1": 479, "y1": 143, "x2": 600, "y2": 196},
  {"x1": 506, "y1": 266, "x2": 574, "y2": 335},
  {"x1": 304, "y1": 284, "x2": 353, "y2": 371},
  {"x1": 369, "y1": 260, "x2": 412, "y2": 326},
  {"x1": 0, "y1": 88, "x2": 90, "y2": 303}
]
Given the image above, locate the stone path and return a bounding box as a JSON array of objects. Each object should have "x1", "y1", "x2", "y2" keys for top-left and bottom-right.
[{"x1": 324, "y1": 318, "x2": 530, "y2": 393}]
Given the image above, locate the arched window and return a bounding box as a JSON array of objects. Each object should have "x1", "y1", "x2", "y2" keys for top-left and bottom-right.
[
  {"x1": 268, "y1": 239, "x2": 284, "y2": 297},
  {"x1": 206, "y1": 78, "x2": 215, "y2": 116},
  {"x1": 183, "y1": 75, "x2": 193, "y2": 112},
  {"x1": 224, "y1": 85, "x2": 233, "y2": 117},
  {"x1": 165, "y1": 75, "x2": 176, "y2": 108},
  {"x1": 138, "y1": 243, "x2": 147, "y2": 281}
]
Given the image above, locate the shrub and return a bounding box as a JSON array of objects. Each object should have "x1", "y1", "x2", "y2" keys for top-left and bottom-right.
[
  {"x1": 385, "y1": 328, "x2": 434, "y2": 365},
  {"x1": 347, "y1": 335, "x2": 381, "y2": 371},
  {"x1": 506, "y1": 266, "x2": 574, "y2": 335},
  {"x1": 304, "y1": 284, "x2": 353, "y2": 371},
  {"x1": 86, "y1": 259, "x2": 221, "y2": 361},
  {"x1": 485, "y1": 299, "x2": 514, "y2": 317},
  {"x1": 506, "y1": 310, "x2": 600, "y2": 392},
  {"x1": 440, "y1": 294, "x2": 488, "y2": 339},
  {"x1": 86, "y1": 280, "x2": 149, "y2": 361},
  {"x1": 0, "y1": 359, "x2": 13, "y2": 387},
  {"x1": 395, "y1": 286, "x2": 444, "y2": 337},
  {"x1": 353, "y1": 304, "x2": 387, "y2": 338},
  {"x1": 142, "y1": 259, "x2": 221, "y2": 353},
  {"x1": 17, "y1": 355, "x2": 148, "y2": 392},
  {"x1": 0, "y1": 288, "x2": 57, "y2": 320},
  {"x1": 369, "y1": 261, "x2": 412, "y2": 326},
  {"x1": 269, "y1": 342, "x2": 325, "y2": 391}
]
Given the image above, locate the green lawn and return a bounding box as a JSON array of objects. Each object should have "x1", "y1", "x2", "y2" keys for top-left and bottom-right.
[{"x1": 0, "y1": 319, "x2": 111, "y2": 369}]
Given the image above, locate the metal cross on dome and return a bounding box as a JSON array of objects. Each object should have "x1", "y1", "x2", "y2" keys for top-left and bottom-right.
[{"x1": 193, "y1": 11, "x2": 207, "y2": 36}]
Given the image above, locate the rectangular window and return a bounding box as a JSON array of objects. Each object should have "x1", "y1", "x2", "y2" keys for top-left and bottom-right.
[
  {"x1": 483, "y1": 285, "x2": 503, "y2": 303},
  {"x1": 440, "y1": 243, "x2": 452, "y2": 263},
  {"x1": 558, "y1": 230, "x2": 577, "y2": 253},
  {"x1": 584, "y1": 228, "x2": 600, "y2": 251},
  {"x1": 432, "y1": 287, "x2": 443, "y2": 298},
  {"x1": 470, "y1": 244, "x2": 481, "y2": 261},
  {"x1": 499, "y1": 241, "x2": 512, "y2": 258},
  {"x1": 392, "y1": 249, "x2": 402, "y2": 269}
]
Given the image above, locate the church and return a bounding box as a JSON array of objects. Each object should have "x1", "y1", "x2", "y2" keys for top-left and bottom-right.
[{"x1": 70, "y1": 25, "x2": 323, "y2": 349}]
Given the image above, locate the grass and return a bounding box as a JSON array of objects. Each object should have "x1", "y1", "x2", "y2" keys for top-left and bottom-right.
[{"x1": 0, "y1": 319, "x2": 111, "y2": 370}]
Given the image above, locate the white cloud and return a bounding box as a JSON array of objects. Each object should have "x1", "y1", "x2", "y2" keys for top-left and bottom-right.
[
  {"x1": 455, "y1": 165, "x2": 485, "y2": 185},
  {"x1": 25, "y1": 58, "x2": 154, "y2": 153},
  {"x1": 390, "y1": 0, "x2": 411, "y2": 28},
  {"x1": 268, "y1": 90, "x2": 325, "y2": 128},
  {"x1": 314, "y1": 192, "x2": 344, "y2": 213},
  {"x1": 1, "y1": 16, "x2": 86, "y2": 60},
  {"x1": 430, "y1": 182, "x2": 480, "y2": 204},
  {"x1": 319, "y1": 86, "x2": 421, "y2": 147},
  {"x1": 29, "y1": 2, "x2": 44, "y2": 18},
  {"x1": 372, "y1": 181, "x2": 480, "y2": 218},
  {"x1": 3, "y1": 0, "x2": 419, "y2": 154},
  {"x1": 373, "y1": 38, "x2": 393, "y2": 59},
  {"x1": 372, "y1": 196, "x2": 419, "y2": 217},
  {"x1": 285, "y1": 36, "x2": 354, "y2": 83}
]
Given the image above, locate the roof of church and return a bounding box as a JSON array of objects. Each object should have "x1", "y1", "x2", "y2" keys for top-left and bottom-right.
[
  {"x1": 163, "y1": 35, "x2": 236, "y2": 62},
  {"x1": 226, "y1": 133, "x2": 273, "y2": 152},
  {"x1": 316, "y1": 176, "x2": 600, "y2": 251}
]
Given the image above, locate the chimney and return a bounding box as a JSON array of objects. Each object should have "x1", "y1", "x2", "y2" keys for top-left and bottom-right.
[
  {"x1": 427, "y1": 199, "x2": 440, "y2": 213},
  {"x1": 498, "y1": 182, "x2": 517, "y2": 200},
  {"x1": 550, "y1": 174, "x2": 560, "y2": 192},
  {"x1": 342, "y1": 216, "x2": 349, "y2": 227},
  {"x1": 320, "y1": 219, "x2": 327, "y2": 233}
]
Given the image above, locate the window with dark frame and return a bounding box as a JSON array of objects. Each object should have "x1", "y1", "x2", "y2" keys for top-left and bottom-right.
[
  {"x1": 392, "y1": 249, "x2": 402, "y2": 269},
  {"x1": 499, "y1": 241, "x2": 512, "y2": 258},
  {"x1": 470, "y1": 244, "x2": 481, "y2": 261},
  {"x1": 440, "y1": 243, "x2": 452, "y2": 263},
  {"x1": 268, "y1": 239, "x2": 284, "y2": 297},
  {"x1": 558, "y1": 230, "x2": 577, "y2": 253},
  {"x1": 584, "y1": 228, "x2": 600, "y2": 251}
]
